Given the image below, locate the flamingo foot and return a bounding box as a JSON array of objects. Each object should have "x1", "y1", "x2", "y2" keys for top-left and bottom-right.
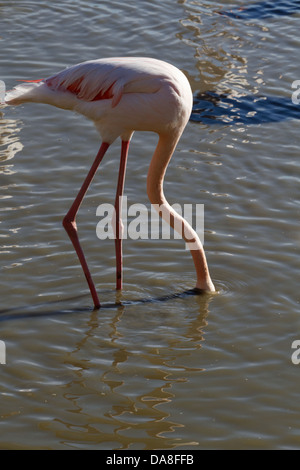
[{"x1": 195, "y1": 279, "x2": 216, "y2": 293}]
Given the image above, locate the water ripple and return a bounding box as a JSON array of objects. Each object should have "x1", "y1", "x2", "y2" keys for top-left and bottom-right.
[{"x1": 0, "y1": 115, "x2": 23, "y2": 165}]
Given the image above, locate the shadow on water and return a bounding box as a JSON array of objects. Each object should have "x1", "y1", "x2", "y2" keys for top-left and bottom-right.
[
  {"x1": 0, "y1": 288, "x2": 212, "y2": 322},
  {"x1": 191, "y1": 91, "x2": 299, "y2": 126},
  {"x1": 218, "y1": 0, "x2": 300, "y2": 20}
]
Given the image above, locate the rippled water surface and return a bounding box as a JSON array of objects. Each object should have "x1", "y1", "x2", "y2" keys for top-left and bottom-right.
[{"x1": 0, "y1": 0, "x2": 299, "y2": 450}]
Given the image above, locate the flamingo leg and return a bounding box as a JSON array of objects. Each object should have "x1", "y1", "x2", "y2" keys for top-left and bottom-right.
[
  {"x1": 114, "y1": 140, "x2": 130, "y2": 290},
  {"x1": 63, "y1": 141, "x2": 110, "y2": 309}
]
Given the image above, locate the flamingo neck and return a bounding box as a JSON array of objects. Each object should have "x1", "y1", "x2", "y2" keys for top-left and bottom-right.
[
  {"x1": 147, "y1": 133, "x2": 214, "y2": 292},
  {"x1": 147, "y1": 132, "x2": 180, "y2": 203}
]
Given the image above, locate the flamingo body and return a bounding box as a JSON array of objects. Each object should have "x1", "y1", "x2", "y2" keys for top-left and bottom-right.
[
  {"x1": 6, "y1": 57, "x2": 192, "y2": 142},
  {"x1": 5, "y1": 57, "x2": 215, "y2": 308}
]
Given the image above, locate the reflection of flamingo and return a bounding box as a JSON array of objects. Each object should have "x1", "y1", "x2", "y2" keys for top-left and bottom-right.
[{"x1": 5, "y1": 57, "x2": 215, "y2": 308}]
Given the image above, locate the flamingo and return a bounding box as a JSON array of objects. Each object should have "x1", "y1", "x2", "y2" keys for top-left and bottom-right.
[{"x1": 4, "y1": 57, "x2": 215, "y2": 308}]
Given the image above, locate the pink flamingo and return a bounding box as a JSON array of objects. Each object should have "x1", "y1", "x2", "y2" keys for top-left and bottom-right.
[{"x1": 5, "y1": 57, "x2": 215, "y2": 308}]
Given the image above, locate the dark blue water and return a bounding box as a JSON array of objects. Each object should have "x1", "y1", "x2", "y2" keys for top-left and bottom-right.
[
  {"x1": 219, "y1": 0, "x2": 300, "y2": 20},
  {"x1": 191, "y1": 91, "x2": 299, "y2": 125}
]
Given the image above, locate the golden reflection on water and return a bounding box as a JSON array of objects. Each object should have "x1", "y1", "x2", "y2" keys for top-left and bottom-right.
[
  {"x1": 37, "y1": 294, "x2": 212, "y2": 449},
  {"x1": 0, "y1": 110, "x2": 23, "y2": 175},
  {"x1": 178, "y1": 5, "x2": 268, "y2": 101}
]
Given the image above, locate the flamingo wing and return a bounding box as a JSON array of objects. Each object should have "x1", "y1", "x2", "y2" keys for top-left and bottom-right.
[
  {"x1": 5, "y1": 57, "x2": 182, "y2": 110},
  {"x1": 45, "y1": 60, "x2": 126, "y2": 108},
  {"x1": 45, "y1": 58, "x2": 165, "y2": 108}
]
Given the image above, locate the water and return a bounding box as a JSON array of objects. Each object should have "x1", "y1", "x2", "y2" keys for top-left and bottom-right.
[{"x1": 0, "y1": 0, "x2": 299, "y2": 450}]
